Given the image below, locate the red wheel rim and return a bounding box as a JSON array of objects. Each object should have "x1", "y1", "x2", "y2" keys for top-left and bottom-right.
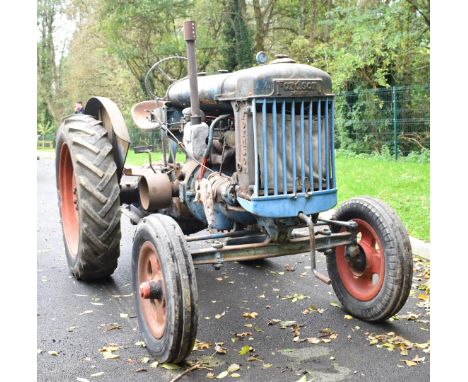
[
  {"x1": 138, "y1": 241, "x2": 167, "y2": 339},
  {"x1": 335, "y1": 219, "x2": 385, "y2": 301},
  {"x1": 58, "y1": 144, "x2": 79, "y2": 257}
]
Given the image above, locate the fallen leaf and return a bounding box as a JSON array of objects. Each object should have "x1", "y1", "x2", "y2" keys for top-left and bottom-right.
[
  {"x1": 239, "y1": 345, "x2": 252, "y2": 355},
  {"x1": 230, "y1": 373, "x2": 241, "y2": 378},
  {"x1": 90, "y1": 372, "x2": 104, "y2": 377},
  {"x1": 262, "y1": 363, "x2": 272, "y2": 369},
  {"x1": 215, "y1": 344, "x2": 228, "y2": 355},
  {"x1": 306, "y1": 337, "x2": 321, "y2": 344},
  {"x1": 281, "y1": 293, "x2": 309, "y2": 302},
  {"x1": 91, "y1": 302, "x2": 104, "y2": 306},
  {"x1": 417, "y1": 293, "x2": 429, "y2": 301},
  {"x1": 227, "y1": 364, "x2": 240, "y2": 373},
  {"x1": 215, "y1": 311, "x2": 226, "y2": 319},
  {"x1": 134, "y1": 341, "x2": 146, "y2": 348},
  {"x1": 79, "y1": 310, "x2": 93, "y2": 316},
  {"x1": 234, "y1": 332, "x2": 252, "y2": 339},
  {"x1": 48, "y1": 351, "x2": 59, "y2": 356},
  {"x1": 149, "y1": 361, "x2": 159, "y2": 368},
  {"x1": 160, "y1": 363, "x2": 181, "y2": 370},
  {"x1": 141, "y1": 357, "x2": 150, "y2": 364},
  {"x1": 207, "y1": 372, "x2": 216, "y2": 379},
  {"x1": 104, "y1": 323, "x2": 121, "y2": 332},
  {"x1": 279, "y1": 320, "x2": 296, "y2": 329},
  {"x1": 330, "y1": 302, "x2": 340, "y2": 308},
  {"x1": 194, "y1": 340, "x2": 212, "y2": 351},
  {"x1": 102, "y1": 352, "x2": 119, "y2": 360},
  {"x1": 302, "y1": 305, "x2": 325, "y2": 315},
  {"x1": 242, "y1": 312, "x2": 258, "y2": 319},
  {"x1": 99, "y1": 344, "x2": 120, "y2": 360},
  {"x1": 217, "y1": 370, "x2": 229, "y2": 379},
  {"x1": 120, "y1": 313, "x2": 129, "y2": 318},
  {"x1": 77, "y1": 378, "x2": 90, "y2": 382},
  {"x1": 344, "y1": 315, "x2": 353, "y2": 320},
  {"x1": 403, "y1": 360, "x2": 418, "y2": 366},
  {"x1": 136, "y1": 368, "x2": 147, "y2": 372},
  {"x1": 412, "y1": 355, "x2": 425, "y2": 363},
  {"x1": 67, "y1": 326, "x2": 78, "y2": 332}
]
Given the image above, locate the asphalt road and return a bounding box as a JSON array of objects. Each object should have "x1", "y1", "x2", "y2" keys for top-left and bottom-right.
[{"x1": 37, "y1": 157, "x2": 430, "y2": 382}]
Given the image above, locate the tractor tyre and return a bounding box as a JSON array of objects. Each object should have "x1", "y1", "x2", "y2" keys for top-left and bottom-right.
[
  {"x1": 132, "y1": 214, "x2": 198, "y2": 364},
  {"x1": 326, "y1": 197, "x2": 413, "y2": 322},
  {"x1": 55, "y1": 114, "x2": 121, "y2": 281}
]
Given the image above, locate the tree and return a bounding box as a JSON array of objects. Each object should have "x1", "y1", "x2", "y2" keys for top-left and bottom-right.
[
  {"x1": 98, "y1": 0, "x2": 191, "y2": 97},
  {"x1": 221, "y1": 0, "x2": 254, "y2": 71},
  {"x1": 37, "y1": 0, "x2": 67, "y2": 126}
]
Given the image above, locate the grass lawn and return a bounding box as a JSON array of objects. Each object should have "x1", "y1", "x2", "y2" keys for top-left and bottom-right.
[
  {"x1": 125, "y1": 150, "x2": 186, "y2": 167},
  {"x1": 41, "y1": 147, "x2": 430, "y2": 241},
  {"x1": 335, "y1": 153, "x2": 429, "y2": 242}
]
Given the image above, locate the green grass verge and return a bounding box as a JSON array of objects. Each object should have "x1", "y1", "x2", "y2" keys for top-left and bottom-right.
[
  {"x1": 125, "y1": 150, "x2": 186, "y2": 167},
  {"x1": 335, "y1": 153, "x2": 429, "y2": 242}
]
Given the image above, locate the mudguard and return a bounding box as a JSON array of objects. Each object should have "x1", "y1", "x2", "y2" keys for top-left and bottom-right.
[{"x1": 85, "y1": 96, "x2": 131, "y2": 179}]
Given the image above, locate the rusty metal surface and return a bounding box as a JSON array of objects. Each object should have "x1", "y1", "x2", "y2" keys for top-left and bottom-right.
[
  {"x1": 84, "y1": 96, "x2": 130, "y2": 178},
  {"x1": 131, "y1": 100, "x2": 167, "y2": 130},
  {"x1": 138, "y1": 173, "x2": 173, "y2": 211},
  {"x1": 183, "y1": 20, "x2": 201, "y2": 125},
  {"x1": 186, "y1": 228, "x2": 260, "y2": 243},
  {"x1": 191, "y1": 231, "x2": 352, "y2": 265},
  {"x1": 299, "y1": 212, "x2": 331, "y2": 285}
]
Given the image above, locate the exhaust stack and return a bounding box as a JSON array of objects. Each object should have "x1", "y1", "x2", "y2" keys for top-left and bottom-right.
[{"x1": 183, "y1": 20, "x2": 201, "y2": 125}]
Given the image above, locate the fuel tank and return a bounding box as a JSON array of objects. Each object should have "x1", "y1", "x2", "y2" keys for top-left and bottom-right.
[{"x1": 165, "y1": 61, "x2": 333, "y2": 112}]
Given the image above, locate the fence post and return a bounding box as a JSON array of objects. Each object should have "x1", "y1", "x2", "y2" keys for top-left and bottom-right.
[{"x1": 392, "y1": 86, "x2": 398, "y2": 160}]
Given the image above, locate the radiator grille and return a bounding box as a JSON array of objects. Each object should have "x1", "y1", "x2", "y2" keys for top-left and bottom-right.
[{"x1": 251, "y1": 97, "x2": 336, "y2": 197}]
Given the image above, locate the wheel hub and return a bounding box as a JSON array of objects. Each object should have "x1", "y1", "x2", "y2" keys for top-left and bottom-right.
[
  {"x1": 138, "y1": 241, "x2": 167, "y2": 339},
  {"x1": 335, "y1": 219, "x2": 385, "y2": 301},
  {"x1": 139, "y1": 280, "x2": 164, "y2": 300},
  {"x1": 346, "y1": 244, "x2": 367, "y2": 275}
]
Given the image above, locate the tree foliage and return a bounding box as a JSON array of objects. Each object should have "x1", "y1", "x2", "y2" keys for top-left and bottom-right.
[{"x1": 37, "y1": 0, "x2": 430, "y2": 151}]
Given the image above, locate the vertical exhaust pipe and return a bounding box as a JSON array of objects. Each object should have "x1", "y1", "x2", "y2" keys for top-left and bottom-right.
[{"x1": 183, "y1": 21, "x2": 201, "y2": 125}]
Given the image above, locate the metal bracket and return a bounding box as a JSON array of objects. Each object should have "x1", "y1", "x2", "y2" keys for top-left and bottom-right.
[
  {"x1": 318, "y1": 217, "x2": 358, "y2": 230},
  {"x1": 298, "y1": 212, "x2": 331, "y2": 285},
  {"x1": 212, "y1": 241, "x2": 224, "y2": 270}
]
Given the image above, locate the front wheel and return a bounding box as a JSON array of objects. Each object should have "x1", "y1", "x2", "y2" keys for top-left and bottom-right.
[
  {"x1": 326, "y1": 197, "x2": 413, "y2": 321},
  {"x1": 132, "y1": 214, "x2": 198, "y2": 363}
]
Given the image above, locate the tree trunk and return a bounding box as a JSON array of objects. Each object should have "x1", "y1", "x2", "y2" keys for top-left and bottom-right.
[
  {"x1": 300, "y1": 0, "x2": 306, "y2": 33},
  {"x1": 252, "y1": 0, "x2": 265, "y2": 52},
  {"x1": 309, "y1": 0, "x2": 316, "y2": 45},
  {"x1": 324, "y1": 0, "x2": 333, "y2": 42}
]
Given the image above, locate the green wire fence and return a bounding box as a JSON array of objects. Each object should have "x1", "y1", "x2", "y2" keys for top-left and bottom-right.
[{"x1": 334, "y1": 84, "x2": 430, "y2": 159}]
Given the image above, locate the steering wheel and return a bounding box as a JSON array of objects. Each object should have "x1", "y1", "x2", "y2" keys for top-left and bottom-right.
[{"x1": 144, "y1": 55, "x2": 188, "y2": 99}]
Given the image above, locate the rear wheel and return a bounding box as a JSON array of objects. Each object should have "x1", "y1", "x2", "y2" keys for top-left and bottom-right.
[
  {"x1": 326, "y1": 197, "x2": 413, "y2": 321},
  {"x1": 55, "y1": 114, "x2": 121, "y2": 280},
  {"x1": 132, "y1": 214, "x2": 198, "y2": 363}
]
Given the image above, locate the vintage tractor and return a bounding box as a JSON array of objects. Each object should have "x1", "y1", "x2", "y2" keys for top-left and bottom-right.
[{"x1": 55, "y1": 21, "x2": 412, "y2": 363}]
